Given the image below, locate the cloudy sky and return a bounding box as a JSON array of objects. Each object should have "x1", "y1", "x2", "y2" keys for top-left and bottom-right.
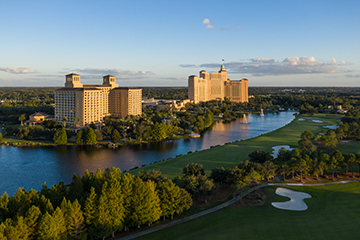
[{"x1": 0, "y1": 0, "x2": 359, "y2": 87}]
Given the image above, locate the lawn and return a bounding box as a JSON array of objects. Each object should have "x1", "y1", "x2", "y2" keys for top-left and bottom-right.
[
  {"x1": 130, "y1": 114, "x2": 342, "y2": 179},
  {"x1": 135, "y1": 182, "x2": 360, "y2": 240}
]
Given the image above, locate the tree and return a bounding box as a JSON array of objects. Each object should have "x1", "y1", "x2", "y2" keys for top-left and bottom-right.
[
  {"x1": 38, "y1": 207, "x2": 67, "y2": 240},
  {"x1": 296, "y1": 159, "x2": 309, "y2": 183},
  {"x1": 111, "y1": 129, "x2": 121, "y2": 143},
  {"x1": 301, "y1": 130, "x2": 315, "y2": 140},
  {"x1": 66, "y1": 200, "x2": 86, "y2": 240},
  {"x1": 76, "y1": 130, "x2": 83, "y2": 144},
  {"x1": 145, "y1": 181, "x2": 162, "y2": 225},
  {"x1": 85, "y1": 128, "x2": 97, "y2": 145},
  {"x1": 53, "y1": 128, "x2": 67, "y2": 144},
  {"x1": 248, "y1": 150, "x2": 273, "y2": 163},
  {"x1": 94, "y1": 130, "x2": 103, "y2": 141},
  {"x1": 62, "y1": 117, "x2": 67, "y2": 128},
  {"x1": 151, "y1": 122, "x2": 167, "y2": 141},
  {"x1": 83, "y1": 187, "x2": 97, "y2": 238},
  {"x1": 121, "y1": 173, "x2": 134, "y2": 231},
  {"x1": 24, "y1": 205, "x2": 42, "y2": 239},
  {"x1": 19, "y1": 114, "x2": 26, "y2": 126},
  {"x1": 278, "y1": 163, "x2": 289, "y2": 181},
  {"x1": 129, "y1": 177, "x2": 154, "y2": 228},
  {"x1": 157, "y1": 181, "x2": 181, "y2": 220},
  {"x1": 68, "y1": 174, "x2": 84, "y2": 201},
  {"x1": 329, "y1": 150, "x2": 343, "y2": 180},
  {"x1": 183, "y1": 163, "x2": 205, "y2": 177},
  {"x1": 0, "y1": 133, "x2": 3, "y2": 142},
  {"x1": 138, "y1": 170, "x2": 163, "y2": 183}
]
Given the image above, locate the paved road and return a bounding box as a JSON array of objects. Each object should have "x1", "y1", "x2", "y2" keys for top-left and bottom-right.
[{"x1": 116, "y1": 180, "x2": 360, "y2": 240}]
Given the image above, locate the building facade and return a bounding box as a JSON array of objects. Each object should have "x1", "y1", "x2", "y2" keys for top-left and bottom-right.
[
  {"x1": 188, "y1": 65, "x2": 248, "y2": 103},
  {"x1": 55, "y1": 74, "x2": 142, "y2": 127}
]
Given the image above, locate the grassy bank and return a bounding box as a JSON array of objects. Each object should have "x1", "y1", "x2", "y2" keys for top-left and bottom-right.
[
  {"x1": 130, "y1": 114, "x2": 342, "y2": 179},
  {"x1": 135, "y1": 182, "x2": 360, "y2": 240}
]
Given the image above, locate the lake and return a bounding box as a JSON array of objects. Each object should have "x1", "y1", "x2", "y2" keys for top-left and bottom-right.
[{"x1": 0, "y1": 111, "x2": 296, "y2": 196}]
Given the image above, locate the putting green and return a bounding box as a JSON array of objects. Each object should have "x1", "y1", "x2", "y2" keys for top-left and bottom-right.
[{"x1": 135, "y1": 182, "x2": 360, "y2": 240}]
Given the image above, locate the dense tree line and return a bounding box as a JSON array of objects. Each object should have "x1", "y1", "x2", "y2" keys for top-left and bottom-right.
[{"x1": 0, "y1": 168, "x2": 192, "y2": 239}]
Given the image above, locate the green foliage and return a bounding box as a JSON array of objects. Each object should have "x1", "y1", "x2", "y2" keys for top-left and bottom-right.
[
  {"x1": 183, "y1": 163, "x2": 205, "y2": 177},
  {"x1": 111, "y1": 129, "x2": 121, "y2": 143},
  {"x1": 248, "y1": 150, "x2": 273, "y2": 163},
  {"x1": 53, "y1": 128, "x2": 67, "y2": 144},
  {"x1": 84, "y1": 128, "x2": 97, "y2": 145},
  {"x1": 75, "y1": 130, "x2": 83, "y2": 144}
]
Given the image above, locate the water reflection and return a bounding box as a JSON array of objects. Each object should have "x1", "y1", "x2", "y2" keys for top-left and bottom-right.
[{"x1": 0, "y1": 111, "x2": 295, "y2": 195}]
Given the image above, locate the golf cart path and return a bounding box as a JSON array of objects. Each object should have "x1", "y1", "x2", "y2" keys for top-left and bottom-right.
[{"x1": 117, "y1": 180, "x2": 360, "y2": 240}]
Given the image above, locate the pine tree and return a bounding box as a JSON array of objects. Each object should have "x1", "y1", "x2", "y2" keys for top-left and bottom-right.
[
  {"x1": 129, "y1": 177, "x2": 153, "y2": 228},
  {"x1": 0, "y1": 192, "x2": 9, "y2": 222},
  {"x1": 53, "y1": 128, "x2": 67, "y2": 144},
  {"x1": 4, "y1": 217, "x2": 30, "y2": 240},
  {"x1": 121, "y1": 173, "x2": 134, "y2": 231},
  {"x1": 38, "y1": 207, "x2": 67, "y2": 240},
  {"x1": 25, "y1": 205, "x2": 42, "y2": 239},
  {"x1": 83, "y1": 187, "x2": 97, "y2": 238},
  {"x1": 68, "y1": 200, "x2": 86, "y2": 240},
  {"x1": 146, "y1": 181, "x2": 162, "y2": 225},
  {"x1": 0, "y1": 222, "x2": 6, "y2": 240},
  {"x1": 68, "y1": 174, "x2": 84, "y2": 201},
  {"x1": 85, "y1": 128, "x2": 97, "y2": 145}
]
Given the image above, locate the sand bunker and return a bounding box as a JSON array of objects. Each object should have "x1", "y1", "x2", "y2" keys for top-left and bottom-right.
[
  {"x1": 323, "y1": 125, "x2": 338, "y2": 129},
  {"x1": 272, "y1": 187, "x2": 311, "y2": 211},
  {"x1": 272, "y1": 145, "x2": 293, "y2": 158},
  {"x1": 312, "y1": 120, "x2": 324, "y2": 123},
  {"x1": 298, "y1": 118, "x2": 305, "y2": 121}
]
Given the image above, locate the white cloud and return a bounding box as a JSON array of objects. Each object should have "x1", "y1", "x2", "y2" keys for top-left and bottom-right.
[
  {"x1": 340, "y1": 60, "x2": 347, "y2": 65},
  {"x1": 0, "y1": 67, "x2": 38, "y2": 74},
  {"x1": 236, "y1": 25, "x2": 243, "y2": 30},
  {"x1": 179, "y1": 64, "x2": 197, "y2": 68},
  {"x1": 69, "y1": 68, "x2": 154, "y2": 79},
  {"x1": 194, "y1": 57, "x2": 354, "y2": 76},
  {"x1": 202, "y1": 18, "x2": 214, "y2": 29},
  {"x1": 202, "y1": 18, "x2": 210, "y2": 24},
  {"x1": 346, "y1": 74, "x2": 360, "y2": 78},
  {"x1": 220, "y1": 26, "x2": 230, "y2": 31}
]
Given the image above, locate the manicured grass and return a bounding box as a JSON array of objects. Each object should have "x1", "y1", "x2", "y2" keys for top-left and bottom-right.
[
  {"x1": 130, "y1": 114, "x2": 342, "y2": 179},
  {"x1": 136, "y1": 182, "x2": 360, "y2": 240},
  {"x1": 337, "y1": 141, "x2": 360, "y2": 154}
]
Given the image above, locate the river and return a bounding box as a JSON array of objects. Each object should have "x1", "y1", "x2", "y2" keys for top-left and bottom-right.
[{"x1": 0, "y1": 111, "x2": 296, "y2": 196}]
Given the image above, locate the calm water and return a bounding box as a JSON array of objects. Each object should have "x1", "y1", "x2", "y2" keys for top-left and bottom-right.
[{"x1": 0, "y1": 111, "x2": 295, "y2": 196}]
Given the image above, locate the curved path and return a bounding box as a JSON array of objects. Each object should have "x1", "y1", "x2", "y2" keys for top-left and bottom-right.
[{"x1": 117, "y1": 180, "x2": 360, "y2": 240}]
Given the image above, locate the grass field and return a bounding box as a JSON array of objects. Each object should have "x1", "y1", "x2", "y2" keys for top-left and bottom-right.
[
  {"x1": 130, "y1": 114, "x2": 342, "y2": 179},
  {"x1": 135, "y1": 182, "x2": 360, "y2": 240}
]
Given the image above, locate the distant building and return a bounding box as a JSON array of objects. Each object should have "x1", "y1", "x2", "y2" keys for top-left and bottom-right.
[
  {"x1": 188, "y1": 65, "x2": 248, "y2": 103},
  {"x1": 55, "y1": 74, "x2": 142, "y2": 127},
  {"x1": 25, "y1": 112, "x2": 53, "y2": 125}
]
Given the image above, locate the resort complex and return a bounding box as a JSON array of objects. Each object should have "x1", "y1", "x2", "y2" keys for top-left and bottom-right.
[
  {"x1": 188, "y1": 65, "x2": 248, "y2": 103},
  {"x1": 55, "y1": 74, "x2": 142, "y2": 127}
]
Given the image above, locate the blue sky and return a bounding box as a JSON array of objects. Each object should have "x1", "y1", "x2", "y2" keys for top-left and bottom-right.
[{"x1": 0, "y1": 0, "x2": 359, "y2": 87}]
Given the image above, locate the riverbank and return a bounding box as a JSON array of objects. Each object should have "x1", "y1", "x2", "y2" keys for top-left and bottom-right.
[{"x1": 130, "y1": 114, "x2": 342, "y2": 179}]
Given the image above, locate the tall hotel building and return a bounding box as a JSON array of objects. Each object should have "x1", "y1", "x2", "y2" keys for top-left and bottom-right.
[
  {"x1": 55, "y1": 74, "x2": 142, "y2": 127},
  {"x1": 188, "y1": 65, "x2": 248, "y2": 103}
]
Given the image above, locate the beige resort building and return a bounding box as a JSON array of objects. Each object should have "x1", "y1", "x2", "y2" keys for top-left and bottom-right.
[
  {"x1": 55, "y1": 74, "x2": 142, "y2": 127},
  {"x1": 188, "y1": 65, "x2": 248, "y2": 103}
]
